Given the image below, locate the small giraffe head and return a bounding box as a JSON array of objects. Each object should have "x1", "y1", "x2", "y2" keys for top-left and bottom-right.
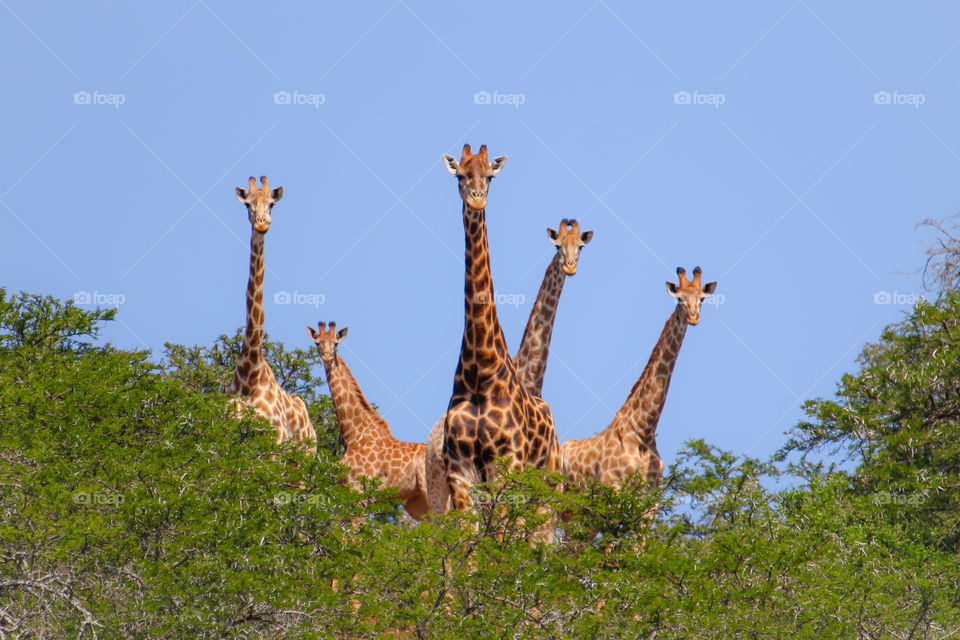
[
  {"x1": 547, "y1": 218, "x2": 594, "y2": 276},
  {"x1": 307, "y1": 321, "x2": 349, "y2": 364},
  {"x1": 442, "y1": 144, "x2": 506, "y2": 210},
  {"x1": 665, "y1": 266, "x2": 718, "y2": 325},
  {"x1": 236, "y1": 176, "x2": 283, "y2": 233}
]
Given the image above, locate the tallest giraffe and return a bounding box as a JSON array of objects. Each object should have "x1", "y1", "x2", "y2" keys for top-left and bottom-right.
[
  {"x1": 231, "y1": 176, "x2": 316, "y2": 450},
  {"x1": 440, "y1": 144, "x2": 560, "y2": 511}
]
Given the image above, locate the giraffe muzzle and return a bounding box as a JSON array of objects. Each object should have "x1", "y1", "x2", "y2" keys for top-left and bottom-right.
[
  {"x1": 466, "y1": 196, "x2": 487, "y2": 210},
  {"x1": 562, "y1": 263, "x2": 578, "y2": 276}
]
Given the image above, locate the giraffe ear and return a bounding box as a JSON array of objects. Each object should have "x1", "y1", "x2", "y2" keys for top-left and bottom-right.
[
  {"x1": 490, "y1": 155, "x2": 507, "y2": 175},
  {"x1": 271, "y1": 186, "x2": 284, "y2": 202},
  {"x1": 336, "y1": 327, "x2": 349, "y2": 341},
  {"x1": 235, "y1": 187, "x2": 248, "y2": 202},
  {"x1": 307, "y1": 325, "x2": 320, "y2": 342},
  {"x1": 442, "y1": 155, "x2": 459, "y2": 174},
  {"x1": 702, "y1": 281, "x2": 718, "y2": 295},
  {"x1": 546, "y1": 227, "x2": 559, "y2": 243},
  {"x1": 581, "y1": 230, "x2": 594, "y2": 244},
  {"x1": 666, "y1": 281, "x2": 680, "y2": 296}
]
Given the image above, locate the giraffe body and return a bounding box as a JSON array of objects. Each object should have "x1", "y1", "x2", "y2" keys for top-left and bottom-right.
[
  {"x1": 426, "y1": 218, "x2": 592, "y2": 513},
  {"x1": 231, "y1": 176, "x2": 315, "y2": 450},
  {"x1": 308, "y1": 322, "x2": 428, "y2": 520},
  {"x1": 439, "y1": 145, "x2": 561, "y2": 515},
  {"x1": 560, "y1": 267, "x2": 717, "y2": 490}
]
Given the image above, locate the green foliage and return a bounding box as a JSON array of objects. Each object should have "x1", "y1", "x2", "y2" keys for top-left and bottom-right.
[
  {"x1": 0, "y1": 287, "x2": 116, "y2": 351},
  {"x1": 782, "y1": 291, "x2": 960, "y2": 552},
  {"x1": 162, "y1": 327, "x2": 341, "y2": 456},
  {"x1": 1, "y1": 287, "x2": 959, "y2": 639}
]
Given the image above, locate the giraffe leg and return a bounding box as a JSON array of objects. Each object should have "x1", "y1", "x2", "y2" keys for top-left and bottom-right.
[
  {"x1": 291, "y1": 395, "x2": 317, "y2": 454},
  {"x1": 404, "y1": 495, "x2": 429, "y2": 521},
  {"x1": 425, "y1": 418, "x2": 451, "y2": 515},
  {"x1": 445, "y1": 454, "x2": 479, "y2": 519},
  {"x1": 529, "y1": 452, "x2": 561, "y2": 544}
]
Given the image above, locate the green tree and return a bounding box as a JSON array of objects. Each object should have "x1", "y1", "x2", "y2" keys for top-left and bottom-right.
[
  {"x1": 782, "y1": 291, "x2": 960, "y2": 552},
  {"x1": 162, "y1": 328, "x2": 341, "y2": 456},
  {"x1": 0, "y1": 289, "x2": 391, "y2": 638},
  {"x1": 2, "y1": 286, "x2": 959, "y2": 639}
]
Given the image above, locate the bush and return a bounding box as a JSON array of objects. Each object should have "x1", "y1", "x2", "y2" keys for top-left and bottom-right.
[{"x1": 1, "y1": 287, "x2": 958, "y2": 638}]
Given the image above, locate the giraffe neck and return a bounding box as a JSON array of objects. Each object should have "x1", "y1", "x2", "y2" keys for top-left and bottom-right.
[
  {"x1": 323, "y1": 354, "x2": 389, "y2": 451},
  {"x1": 512, "y1": 251, "x2": 566, "y2": 397},
  {"x1": 232, "y1": 229, "x2": 266, "y2": 392},
  {"x1": 456, "y1": 203, "x2": 512, "y2": 396},
  {"x1": 615, "y1": 305, "x2": 688, "y2": 441}
]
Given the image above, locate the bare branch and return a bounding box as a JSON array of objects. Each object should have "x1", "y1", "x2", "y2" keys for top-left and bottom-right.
[{"x1": 918, "y1": 213, "x2": 960, "y2": 292}]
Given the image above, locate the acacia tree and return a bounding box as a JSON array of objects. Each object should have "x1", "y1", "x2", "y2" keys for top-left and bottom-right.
[
  {"x1": 919, "y1": 213, "x2": 960, "y2": 292},
  {"x1": 2, "y1": 287, "x2": 959, "y2": 639},
  {"x1": 162, "y1": 328, "x2": 341, "y2": 455},
  {"x1": 781, "y1": 290, "x2": 960, "y2": 553}
]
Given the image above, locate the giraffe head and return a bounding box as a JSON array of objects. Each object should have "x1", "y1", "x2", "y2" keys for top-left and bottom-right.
[
  {"x1": 665, "y1": 266, "x2": 718, "y2": 325},
  {"x1": 307, "y1": 321, "x2": 349, "y2": 365},
  {"x1": 442, "y1": 144, "x2": 506, "y2": 210},
  {"x1": 547, "y1": 218, "x2": 594, "y2": 276},
  {"x1": 236, "y1": 176, "x2": 283, "y2": 233}
]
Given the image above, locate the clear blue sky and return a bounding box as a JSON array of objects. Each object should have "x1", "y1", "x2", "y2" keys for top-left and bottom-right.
[{"x1": 2, "y1": 2, "x2": 956, "y2": 463}]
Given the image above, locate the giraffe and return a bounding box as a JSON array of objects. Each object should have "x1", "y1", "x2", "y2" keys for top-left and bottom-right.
[
  {"x1": 230, "y1": 176, "x2": 316, "y2": 451},
  {"x1": 439, "y1": 144, "x2": 561, "y2": 517},
  {"x1": 513, "y1": 218, "x2": 594, "y2": 397},
  {"x1": 560, "y1": 266, "x2": 717, "y2": 493},
  {"x1": 307, "y1": 322, "x2": 429, "y2": 520},
  {"x1": 425, "y1": 218, "x2": 594, "y2": 514}
]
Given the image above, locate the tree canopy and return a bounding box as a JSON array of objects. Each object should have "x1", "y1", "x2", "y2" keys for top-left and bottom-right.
[{"x1": 1, "y1": 286, "x2": 958, "y2": 638}]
